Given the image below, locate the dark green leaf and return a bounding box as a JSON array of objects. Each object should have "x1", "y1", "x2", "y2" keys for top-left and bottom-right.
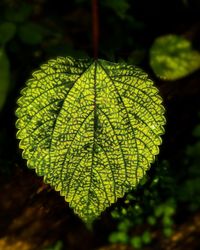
[
  {"x1": 18, "y1": 22, "x2": 45, "y2": 45},
  {"x1": 0, "y1": 22, "x2": 16, "y2": 45},
  {"x1": 102, "y1": 0, "x2": 130, "y2": 19},
  {"x1": 0, "y1": 47, "x2": 10, "y2": 110},
  {"x1": 5, "y1": 3, "x2": 32, "y2": 23}
]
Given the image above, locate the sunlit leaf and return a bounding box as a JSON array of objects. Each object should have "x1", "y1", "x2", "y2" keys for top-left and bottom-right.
[
  {"x1": 0, "y1": 48, "x2": 10, "y2": 110},
  {"x1": 150, "y1": 34, "x2": 200, "y2": 80},
  {"x1": 16, "y1": 57, "x2": 165, "y2": 223}
]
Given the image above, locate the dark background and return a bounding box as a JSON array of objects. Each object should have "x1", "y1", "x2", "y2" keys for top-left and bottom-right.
[{"x1": 0, "y1": 0, "x2": 200, "y2": 249}]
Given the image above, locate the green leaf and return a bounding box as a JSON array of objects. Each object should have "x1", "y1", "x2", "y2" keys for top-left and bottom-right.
[
  {"x1": 109, "y1": 231, "x2": 129, "y2": 244},
  {"x1": 0, "y1": 22, "x2": 16, "y2": 45},
  {"x1": 43, "y1": 241, "x2": 63, "y2": 250},
  {"x1": 0, "y1": 47, "x2": 10, "y2": 110},
  {"x1": 18, "y1": 22, "x2": 45, "y2": 45},
  {"x1": 130, "y1": 236, "x2": 142, "y2": 249},
  {"x1": 102, "y1": 0, "x2": 130, "y2": 19},
  {"x1": 5, "y1": 3, "x2": 32, "y2": 23},
  {"x1": 16, "y1": 57, "x2": 165, "y2": 223},
  {"x1": 117, "y1": 219, "x2": 132, "y2": 232},
  {"x1": 163, "y1": 227, "x2": 173, "y2": 237},
  {"x1": 147, "y1": 216, "x2": 156, "y2": 225},
  {"x1": 141, "y1": 231, "x2": 152, "y2": 244},
  {"x1": 150, "y1": 34, "x2": 200, "y2": 80},
  {"x1": 192, "y1": 124, "x2": 200, "y2": 138}
]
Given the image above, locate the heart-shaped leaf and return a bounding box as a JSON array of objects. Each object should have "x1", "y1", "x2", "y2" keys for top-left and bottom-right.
[
  {"x1": 150, "y1": 34, "x2": 200, "y2": 80},
  {"x1": 16, "y1": 57, "x2": 165, "y2": 223}
]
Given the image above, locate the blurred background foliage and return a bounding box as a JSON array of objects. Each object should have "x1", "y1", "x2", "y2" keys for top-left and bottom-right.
[
  {"x1": 0, "y1": 0, "x2": 200, "y2": 250},
  {"x1": 108, "y1": 119, "x2": 200, "y2": 248}
]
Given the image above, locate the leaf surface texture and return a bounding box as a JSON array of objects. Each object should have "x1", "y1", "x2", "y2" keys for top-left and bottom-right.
[{"x1": 16, "y1": 57, "x2": 165, "y2": 223}]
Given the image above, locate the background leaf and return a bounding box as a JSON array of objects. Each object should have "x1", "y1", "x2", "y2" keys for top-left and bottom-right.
[
  {"x1": 150, "y1": 34, "x2": 200, "y2": 80},
  {"x1": 0, "y1": 22, "x2": 16, "y2": 45},
  {"x1": 0, "y1": 47, "x2": 10, "y2": 111},
  {"x1": 5, "y1": 2, "x2": 32, "y2": 23},
  {"x1": 102, "y1": 0, "x2": 130, "y2": 19},
  {"x1": 16, "y1": 57, "x2": 165, "y2": 224},
  {"x1": 18, "y1": 22, "x2": 45, "y2": 45}
]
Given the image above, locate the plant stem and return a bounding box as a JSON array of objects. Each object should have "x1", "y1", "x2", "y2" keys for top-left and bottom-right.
[{"x1": 92, "y1": 0, "x2": 99, "y2": 59}]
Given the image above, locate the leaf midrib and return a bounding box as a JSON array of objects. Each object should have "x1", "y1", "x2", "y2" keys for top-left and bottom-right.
[{"x1": 97, "y1": 60, "x2": 140, "y2": 184}]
